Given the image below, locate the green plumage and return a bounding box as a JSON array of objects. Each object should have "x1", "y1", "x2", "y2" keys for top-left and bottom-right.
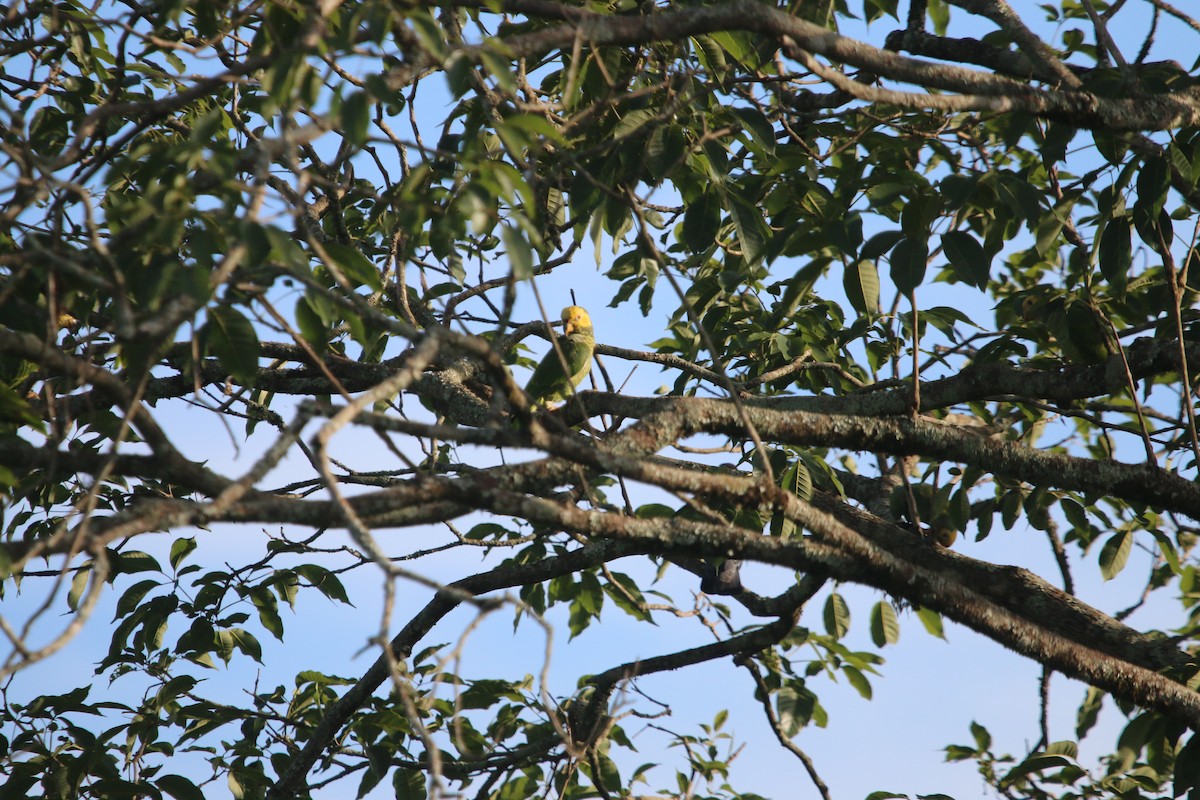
[{"x1": 524, "y1": 306, "x2": 595, "y2": 407}]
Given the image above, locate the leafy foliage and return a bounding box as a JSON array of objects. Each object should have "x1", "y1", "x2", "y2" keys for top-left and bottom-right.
[{"x1": 4, "y1": 1, "x2": 1200, "y2": 799}]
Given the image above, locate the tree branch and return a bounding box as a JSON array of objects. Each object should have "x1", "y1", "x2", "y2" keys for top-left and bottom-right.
[
  {"x1": 268, "y1": 539, "x2": 649, "y2": 799},
  {"x1": 443, "y1": 0, "x2": 1200, "y2": 131}
]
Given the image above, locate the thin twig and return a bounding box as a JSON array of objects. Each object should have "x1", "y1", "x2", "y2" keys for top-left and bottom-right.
[
  {"x1": 741, "y1": 660, "x2": 832, "y2": 800},
  {"x1": 1160, "y1": 227, "x2": 1200, "y2": 471}
]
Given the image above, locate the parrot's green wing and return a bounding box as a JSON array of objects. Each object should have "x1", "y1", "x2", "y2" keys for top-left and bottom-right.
[
  {"x1": 525, "y1": 331, "x2": 594, "y2": 406},
  {"x1": 557, "y1": 332, "x2": 595, "y2": 394}
]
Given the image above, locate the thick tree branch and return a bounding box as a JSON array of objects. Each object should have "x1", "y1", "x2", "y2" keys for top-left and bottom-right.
[
  {"x1": 448, "y1": 0, "x2": 1200, "y2": 130},
  {"x1": 458, "y1": 483, "x2": 1200, "y2": 727},
  {"x1": 943, "y1": 0, "x2": 1082, "y2": 88},
  {"x1": 576, "y1": 393, "x2": 1200, "y2": 520}
]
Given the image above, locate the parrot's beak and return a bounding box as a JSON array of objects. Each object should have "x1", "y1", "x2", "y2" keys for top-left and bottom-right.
[{"x1": 563, "y1": 320, "x2": 576, "y2": 336}]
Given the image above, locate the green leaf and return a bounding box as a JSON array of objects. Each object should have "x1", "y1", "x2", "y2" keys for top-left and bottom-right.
[
  {"x1": 1134, "y1": 204, "x2": 1174, "y2": 255},
  {"x1": 577, "y1": 570, "x2": 604, "y2": 615},
  {"x1": 217, "y1": 627, "x2": 262, "y2": 663},
  {"x1": 502, "y1": 224, "x2": 534, "y2": 280},
  {"x1": 357, "y1": 756, "x2": 387, "y2": 799},
  {"x1": 612, "y1": 108, "x2": 658, "y2": 140},
  {"x1": 1174, "y1": 731, "x2": 1200, "y2": 798},
  {"x1": 250, "y1": 587, "x2": 285, "y2": 640},
  {"x1": 603, "y1": 572, "x2": 653, "y2": 623},
  {"x1": 465, "y1": 522, "x2": 510, "y2": 540},
  {"x1": 567, "y1": 598, "x2": 592, "y2": 638},
  {"x1": 1136, "y1": 154, "x2": 1170, "y2": 219},
  {"x1": 68, "y1": 563, "x2": 92, "y2": 611},
  {"x1": 788, "y1": 459, "x2": 813, "y2": 503},
  {"x1": 732, "y1": 106, "x2": 776, "y2": 156},
  {"x1": 869, "y1": 600, "x2": 900, "y2": 647},
  {"x1": 295, "y1": 564, "x2": 352, "y2": 604},
  {"x1": 323, "y1": 241, "x2": 383, "y2": 292},
  {"x1": 154, "y1": 675, "x2": 199, "y2": 709},
  {"x1": 995, "y1": 170, "x2": 1044, "y2": 222},
  {"x1": 115, "y1": 550, "x2": 163, "y2": 575},
  {"x1": 340, "y1": 90, "x2": 371, "y2": 147},
  {"x1": 1150, "y1": 529, "x2": 1181, "y2": 574},
  {"x1": 916, "y1": 606, "x2": 946, "y2": 639},
  {"x1": 940, "y1": 230, "x2": 989, "y2": 289},
  {"x1": 228, "y1": 769, "x2": 246, "y2": 799},
  {"x1": 863, "y1": 0, "x2": 900, "y2": 22},
  {"x1": 156, "y1": 774, "x2": 206, "y2": 800},
  {"x1": 693, "y1": 35, "x2": 729, "y2": 77},
  {"x1": 265, "y1": 225, "x2": 311, "y2": 275},
  {"x1": 0, "y1": 382, "x2": 44, "y2": 431},
  {"x1": 971, "y1": 720, "x2": 992, "y2": 751},
  {"x1": 776, "y1": 684, "x2": 816, "y2": 737},
  {"x1": 263, "y1": 52, "x2": 307, "y2": 109},
  {"x1": 999, "y1": 753, "x2": 1075, "y2": 787},
  {"x1": 269, "y1": 569, "x2": 301, "y2": 609},
  {"x1": 444, "y1": 52, "x2": 473, "y2": 99},
  {"x1": 682, "y1": 192, "x2": 722, "y2": 253},
  {"x1": 136, "y1": 595, "x2": 176, "y2": 653},
  {"x1": 113, "y1": 579, "x2": 160, "y2": 621},
  {"x1": 823, "y1": 592, "x2": 850, "y2": 639},
  {"x1": 1043, "y1": 740, "x2": 1078, "y2": 758},
  {"x1": 709, "y1": 30, "x2": 758, "y2": 68},
  {"x1": 409, "y1": 11, "x2": 447, "y2": 59},
  {"x1": 205, "y1": 306, "x2": 260, "y2": 386},
  {"x1": 169, "y1": 537, "x2": 197, "y2": 571},
  {"x1": 480, "y1": 48, "x2": 517, "y2": 95},
  {"x1": 393, "y1": 767, "x2": 427, "y2": 796},
  {"x1": 1034, "y1": 202, "x2": 1071, "y2": 256},
  {"x1": 929, "y1": 0, "x2": 949, "y2": 33},
  {"x1": 1099, "y1": 529, "x2": 1132, "y2": 581},
  {"x1": 645, "y1": 124, "x2": 687, "y2": 182},
  {"x1": 591, "y1": 752, "x2": 622, "y2": 793},
  {"x1": 843, "y1": 665, "x2": 873, "y2": 699},
  {"x1": 505, "y1": 114, "x2": 565, "y2": 146},
  {"x1": 1099, "y1": 216, "x2": 1132, "y2": 295},
  {"x1": 843, "y1": 259, "x2": 880, "y2": 316},
  {"x1": 861, "y1": 230, "x2": 903, "y2": 261},
  {"x1": 769, "y1": 507, "x2": 796, "y2": 540},
  {"x1": 727, "y1": 191, "x2": 769, "y2": 266},
  {"x1": 295, "y1": 294, "x2": 328, "y2": 348},
  {"x1": 901, "y1": 192, "x2": 940, "y2": 239},
  {"x1": 889, "y1": 236, "x2": 928, "y2": 295}
]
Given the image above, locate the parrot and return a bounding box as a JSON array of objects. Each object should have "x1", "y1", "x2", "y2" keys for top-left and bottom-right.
[{"x1": 524, "y1": 305, "x2": 595, "y2": 408}]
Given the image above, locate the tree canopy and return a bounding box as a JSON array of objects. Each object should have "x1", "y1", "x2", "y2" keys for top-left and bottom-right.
[{"x1": 5, "y1": 0, "x2": 1200, "y2": 798}]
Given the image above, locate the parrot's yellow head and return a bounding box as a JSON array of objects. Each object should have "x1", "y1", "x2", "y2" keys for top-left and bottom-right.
[{"x1": 561, "y1": 306, "x2": 592, "y2": 337}]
